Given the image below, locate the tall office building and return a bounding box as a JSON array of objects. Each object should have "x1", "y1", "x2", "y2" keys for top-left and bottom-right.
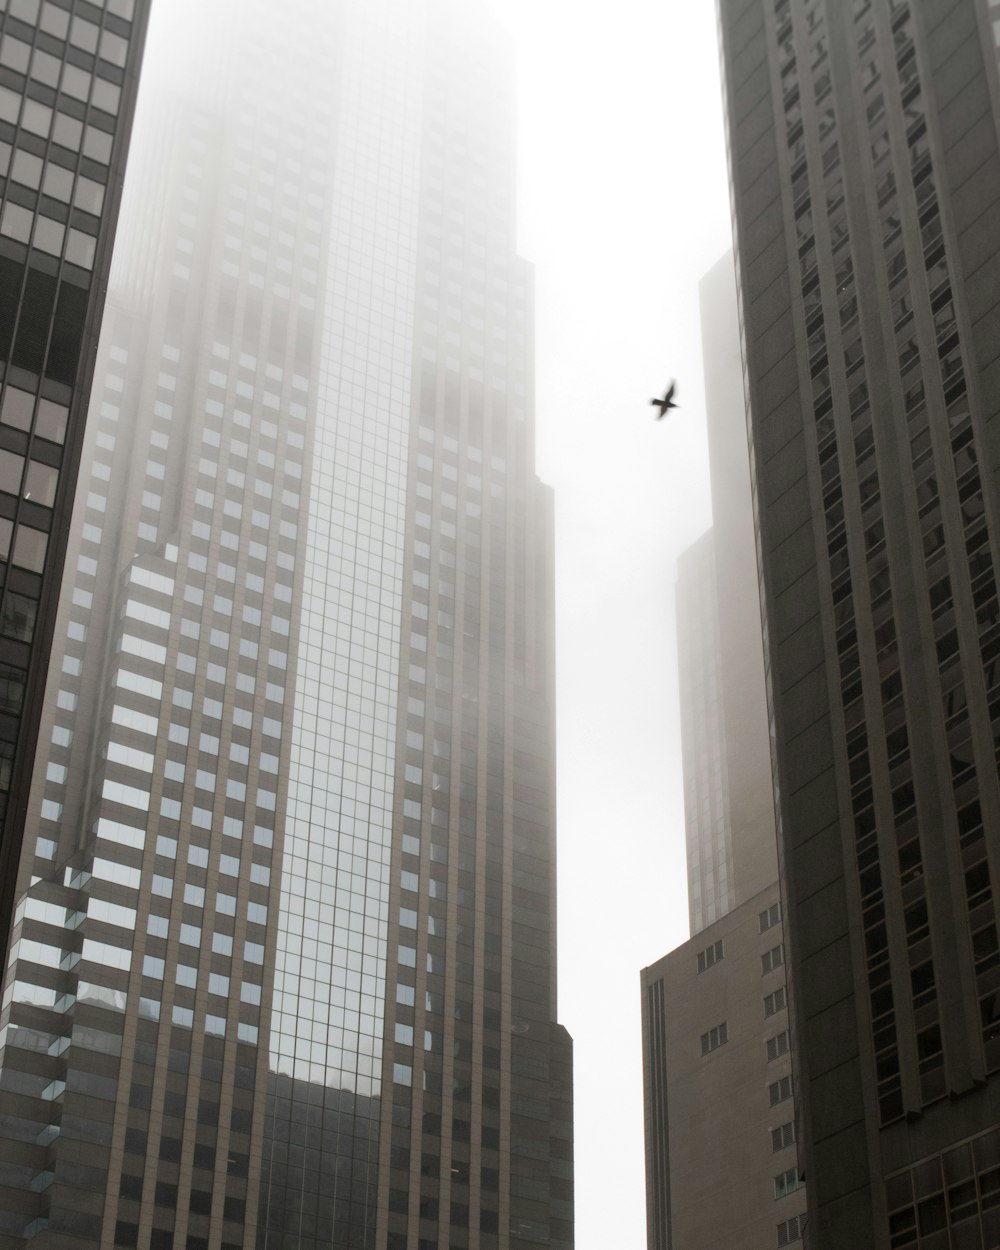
[
  {"x1": 676, "y1": 253, "x2": 779, "y2": 937},
  {"x1": 675, "y1": 529, "x2": 738, "y2": 932},
  {"x1": 0, "y1": 0, "x2": 150, "y2": 962},
  {"x1": 641, "y1": 253, "x2": 804, "y2": 1249},
  {"x1": 0, "y1": 2, "x2": 573, "y2": 1248},
  {"x1": 719, "y1": 0, "x2": 1000, "y2": 1244}
]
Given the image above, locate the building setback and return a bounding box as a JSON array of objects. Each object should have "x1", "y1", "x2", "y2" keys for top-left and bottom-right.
[
  {"x1": 0, "y1": 0, "x2": 150, "y2": 965},
  {"x1": 719, "y1": 0, "x2": 1000, "y2": 1244},
  {"x1": 641, "y1": 252, "x2": 803, "y2": 1249},
  {"x1": 0, "y1": 1, "x2": 572, "y2": 1248}
]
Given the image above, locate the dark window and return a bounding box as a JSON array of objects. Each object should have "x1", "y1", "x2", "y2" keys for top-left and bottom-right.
[
  {"x1": 769, "y1": 1075, "x2": 793, "y2": 1106},
  {"x1": 762, "y1": 944, "x2": 784, "y2": 974},
  {"x1": 764, "y1": 988, "x2": 787, "y2": 1018},
  {"x1": 696, "y1": 938, "x2": 724, "y2": 974},
  {"x1": 767, "y1": 1031, "x2": 791, "y2": 1061},
  {"x1": 760, "y1": 902, "x2": 781, "y2": 933}
]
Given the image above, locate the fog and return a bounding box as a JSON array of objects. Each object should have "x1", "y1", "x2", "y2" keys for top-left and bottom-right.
[{"x1": 490, "y1": 3, "x2": 734, "y2": 1245}]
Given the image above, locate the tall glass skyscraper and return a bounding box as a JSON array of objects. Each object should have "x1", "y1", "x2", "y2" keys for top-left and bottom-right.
[
  {"x1": 0, "y1": 0, "x2": 150, "y2": 966},
  {"x1": 0, "y1": 2, "x2": 573, "y2": 1248}
]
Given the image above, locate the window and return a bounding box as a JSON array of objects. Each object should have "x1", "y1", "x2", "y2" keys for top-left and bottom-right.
[
  {"x1": 767, "y1": 1031, "x2": 791, "y2": 1061},
  {"x1": 0, "y1": 449, "x2": 24, "y2": 494},
  {"x1": 700, "y1": 1022, "x2": 728, "y2": 1056},
  {"x1": 760, "y1": 902, "x2": 782, "y2": 933},
  {"x1": 764, "y1": 988, "x2": 787, "y2": 1018},
  {"x1": 696, "y1": 938, "x2": 724, "y2": 974},
  {"x1": 762, "y1": 944, "x2": 784, "y2": 974},
  {"x1": 769, "y1": 1075, "x2": 794, "y2": 1106},
  {"x1": 774, "y1": 1168, "x2": 802, "y2": 1200},
  {"x1": 777, "y1": 1214, "x2": 803, "y2": 1245},
  {"x1": 771, "y1": 1121, "x2": 796, "y2": 1152}
]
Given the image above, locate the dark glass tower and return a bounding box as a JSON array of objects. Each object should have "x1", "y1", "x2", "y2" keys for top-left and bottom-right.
[
  {"x1": 0, "y1": 1, "x2": 572, "y2": 1248},
  {"x1": 0, "y1": 0, "x2": 150, "y2": 963},
  {"x1": 720, "y1": 0, "x2": 1000, "y2": 1243}
]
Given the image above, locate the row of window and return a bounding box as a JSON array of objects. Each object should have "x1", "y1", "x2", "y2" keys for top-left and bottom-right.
[
  {"x1": 696, "y1": 937, "x2": 723, "y2": 973},
  {"x1": 695, "y1": 937, "x2": 784, "y2": 976},
  {"x1": 4, "y1": 0, "x2": 135, "y2": 47},
  {"x1": 885, "y1": 1124, "x2": 1000, "y2": 1248},
  {"x1": 699, "y1": 1019, "x2": 791, "y2": 1061}
]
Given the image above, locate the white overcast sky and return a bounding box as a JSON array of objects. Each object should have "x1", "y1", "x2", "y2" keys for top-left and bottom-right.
[{"x1": 489, "y1": 1, "x2": 735, "y2": 1246}]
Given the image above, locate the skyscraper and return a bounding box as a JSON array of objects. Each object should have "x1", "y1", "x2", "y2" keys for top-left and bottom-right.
[
  {"x1": 641, "y1": 252, "x2": 803, "y2": 1250},
  {"x1": 0, "y1": 2, "x2": 573, "y2": 1248},
  {"x1": 675, "y1": 529, "x2": 737, "y2": 932},
  {"x1": 676, "y1": 253, "x2": 779, "y2": 936},
  {"x1": 0, "y1": 0, "x2": 150, "y2": 963},
  {"x1": 719, "y1": 0, "x2": 1000, "y2": 1244}
]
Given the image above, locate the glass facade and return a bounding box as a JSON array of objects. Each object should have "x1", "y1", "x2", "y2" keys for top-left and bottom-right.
[
  {"x1": 0, "y1": 1, "x2": 572, "y2": 1248},
  {"x1": 0, "y1": 0, "x2": 150, "y2": 962},
  {"x1": 260, "y1": 5, "x2": 422, "y2": 1244}
]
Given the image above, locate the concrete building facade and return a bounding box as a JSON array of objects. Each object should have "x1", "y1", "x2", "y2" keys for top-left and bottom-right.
[
  {"x1": 719, "y1": 0, "x2": 1000, "y2": 1243},
  {"x1": 643, "y1": 883, "x2": 804, "y2": 1250}
]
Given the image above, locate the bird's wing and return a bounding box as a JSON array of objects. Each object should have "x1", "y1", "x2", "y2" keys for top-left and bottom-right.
[{"x1": 664, "y1": 381, "x2": 676, "y2": 403}]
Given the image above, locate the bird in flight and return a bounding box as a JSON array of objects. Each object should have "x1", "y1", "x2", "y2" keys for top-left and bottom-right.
[{"x1": 650, "y1": 381, "x2": 678, "y2": 420}]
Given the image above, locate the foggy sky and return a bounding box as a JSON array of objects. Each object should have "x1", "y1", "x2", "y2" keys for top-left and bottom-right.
[{"x1": 490, "y1": 2, "x2": 734, "y2": 1247}]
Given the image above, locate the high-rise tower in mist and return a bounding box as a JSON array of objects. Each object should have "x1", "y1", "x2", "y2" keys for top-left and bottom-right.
[
  {"x1": 674, "y1": 529, "x2": 737, "y2": 931},
  {"x1": 641, "y1": 253, "x2": 803, "y2": 1250},
  {"x1": 720, "y1": 0, "x2": 1000, "y2": 1244},
  {"x1": 0, "y1": 0, "x2": 149, "y2": 964},
  {"x1": 674, "y1": 254, "x2": 779, "y2": 938},
  {"x1": 0, "y1": 2, "x2": 573, "y2": 1248}
]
